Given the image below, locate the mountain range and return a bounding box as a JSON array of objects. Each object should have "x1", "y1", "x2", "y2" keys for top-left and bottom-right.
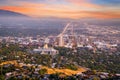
[
  {"x1": 0, "y1": 9, "x2": 119, "y2": 29},
  {"x1": 0, "y1": 9, "x2": 28, "y2": 17}
]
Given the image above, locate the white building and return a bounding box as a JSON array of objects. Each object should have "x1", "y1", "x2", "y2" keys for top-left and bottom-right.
[{"x1": 33, "y1": 39, "x2": 58, "y2": 55}]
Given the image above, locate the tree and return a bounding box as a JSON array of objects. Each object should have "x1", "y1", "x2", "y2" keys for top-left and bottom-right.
[
  {"x1": 0, "y1": 75, "x2": 5, "y2": 80},
  {"x1": 39, "y1": 69, "x2": 47, "y2": 75}
]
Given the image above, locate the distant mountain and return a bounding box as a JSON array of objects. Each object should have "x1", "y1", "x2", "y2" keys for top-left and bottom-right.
[{"x1": 0, "y1": 9, "x2": 28, "y2": 17}]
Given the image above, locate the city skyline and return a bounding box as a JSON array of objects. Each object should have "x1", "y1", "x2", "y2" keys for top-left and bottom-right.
[{"x1": 0, "y1": 0, "x2": 120, "y2": 19}]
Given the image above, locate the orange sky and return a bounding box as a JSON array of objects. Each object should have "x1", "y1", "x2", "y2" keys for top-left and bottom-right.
[{"x1": 0, "y1": 0, "x2": 120, "y2": 19}]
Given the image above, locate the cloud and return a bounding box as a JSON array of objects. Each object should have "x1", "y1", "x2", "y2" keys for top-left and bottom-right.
[
  {"x1": 1, "y1": 5, "x2": 120, "y2": 19},
  {"x1": 93, "y1": 0, "x2": 120, "y2": 5},
  {"x1": 0, "y1": 0, "x2": 120, "y2": 19},
  {"x1": 66, "y1": 0, "x2": 102, "y2": 8}
]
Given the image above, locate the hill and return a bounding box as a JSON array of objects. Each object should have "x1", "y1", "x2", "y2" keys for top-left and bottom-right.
[{"x1": 0, "y1": 9, "x2": 28, "y2": 17}]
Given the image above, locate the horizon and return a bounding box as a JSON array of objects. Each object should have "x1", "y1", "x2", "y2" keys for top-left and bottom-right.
[
  {"x1": 0, "y1": 1, "x2": 120, "y2": 80},
  {"x1": 0, "y1": 0, "x2": 120, "y2": 19}
]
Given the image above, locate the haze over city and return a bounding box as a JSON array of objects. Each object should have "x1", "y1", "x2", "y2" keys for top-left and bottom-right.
[{"x1": 0, "y1": 0, "x2": 120, "y2": 80}]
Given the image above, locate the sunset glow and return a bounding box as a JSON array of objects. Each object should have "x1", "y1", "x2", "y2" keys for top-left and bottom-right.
[{"x1": 0, "y1": 0, "x2": 120, "y2": 19}]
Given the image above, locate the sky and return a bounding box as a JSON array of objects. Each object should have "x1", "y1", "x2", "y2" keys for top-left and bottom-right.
[{"x1": 0, "y1": 0, "x2": 120, "y2": 19}]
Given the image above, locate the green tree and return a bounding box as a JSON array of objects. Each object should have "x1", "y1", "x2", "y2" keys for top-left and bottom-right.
[{"x1": 39, "y1": 69, "x2": 47, "y2": 75}]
